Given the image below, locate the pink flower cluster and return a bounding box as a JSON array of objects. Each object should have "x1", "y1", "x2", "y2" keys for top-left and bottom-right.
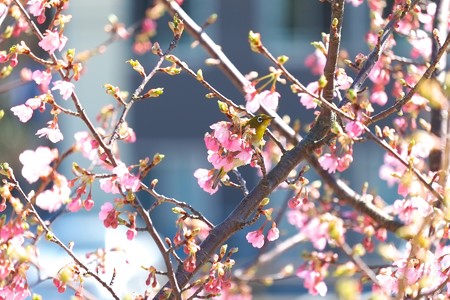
[
  {"x1": 194, "y1": 120, "x2": 255, "y2": 194},
  {"x1": 245, "y1": 224, "x2": 279, "y2": 249},
  {"x1": 19, "y1": 146, "x2": 56, "y2": 184},
  {"x1": 11, "y1": 94, "x2": 45, "y2": 123},
  {"x1": 244, "y1": 81, "x2": 280, "y2": 113},
  {"x1": 318, "y1": 152, "x2": 353, "y2": 174},
  {"x1": 296, "y1": 252, "x2": 335, "y2": 296},
  {"x1": 207, "y1": 121, "x2": 253, "y2": 172},
  {"x1": 375, "y1": 244, "x2": 450, "y2": 297},
  {"x1": 0, "y1": 220, "x2": 31, "y2": 300},
  {"x1": 99, "y1": 162, "x2": 141, "y2": 194}
]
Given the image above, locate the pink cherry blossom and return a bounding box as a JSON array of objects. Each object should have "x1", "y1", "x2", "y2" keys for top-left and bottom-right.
[
  {"x1": 296, "y1": 264, "x2": 328, "y2": 296},
  {"x1": 27, "y1": 0, "x2": 46, "y2": 23},
  {"x1": 99, "y1": 163, "x2": 141, "y2": 194},
  {"x1": 369, "y1": 59, "x2": 390, "y2": 86},
  {"x1": 200, "y1": 119, "x2": 255, "y2": 189},
  {"x1": 112, "y1": 163, "x2": 141, "y2": 192},
  {"x1": 67, "y1": 197, "x2": 83, "y2": 213},
  {"x1": 245, "y1": 90, "x2": 280, "y2": 113},
  {"x1": 243, "y1": 80, "x2": 257, "y2": 95},
  {"x1": 267, "y1": 225, "x2": 280, "y2": 242},
  {"x1": 38, "y1": 30, "x2": 68, "y2": 54},
  {"x1": 336, "y1": 153, "x2": 353, "y2": 172},
  {"x1": 126, "y1": 228, "x2": 137, "y2": 241},
  {"x1": 99, "y1": 177, "x2": 120, "y2": 194},
  {"x1": 318, "y1": 153, "x2": 338, "y2": 173},
  {"x1": 11, "y1": 105, "x2": 33, "y2": 123},
  {"x1": 19, "y1": 146, "x2": 55, "y2": 184},
  {"x1": 345, "y1": 120, "x2": 364, "y2": 138},
  {"x1": 99, "y1": 202, "x2": 114, "y2": 221},
  {"x1": 83, "y1": 196, "x2": 94, "y2": 211},
  {"x1": 51, "y1": 80, "x2": 74, "y2": 100},
  {"x1": 304, "y1": 49, "x2": 326, "y2": 75},
  {"x1": 335, "y1": 68, "x2": 353, "y2": 90},
  {"x1": 375, "y1": 268, "x2": 398, "y2": 295},
  {"x1": 74, "y1": 131, "x2": 100, "y2": 162},
  {"x1": 246, "y1": 229, "x2": 265, "y2": 248},
  {"x1": 370, "y1": 85, "x2": 388, "y2": 106},
  {"x1": 299, "y1": 82, "x2": 319, "y2": 109},
  {"x1": 302, "y1": 218, "x2": 328, "y2": 250},
  {"x1": 193, "y1": 168, "x2": 218, "y2": 195},
  {"x1": 392, "y1": 196, "x2": 433, "y2": 225}
]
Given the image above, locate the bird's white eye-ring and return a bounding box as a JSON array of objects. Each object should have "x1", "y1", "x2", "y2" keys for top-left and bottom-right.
[{"x1": 257, "y1": 116, "x2": 263, "y2": 123}]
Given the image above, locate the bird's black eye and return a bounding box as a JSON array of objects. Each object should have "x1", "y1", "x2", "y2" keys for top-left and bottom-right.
[{"x1": 257, "y1": 116, "x2": 263, "y2": 123}]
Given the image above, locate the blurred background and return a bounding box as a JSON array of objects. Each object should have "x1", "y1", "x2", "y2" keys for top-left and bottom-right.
[{"x1": 0, "y1": 0, "x2": 402, "y2": 298}]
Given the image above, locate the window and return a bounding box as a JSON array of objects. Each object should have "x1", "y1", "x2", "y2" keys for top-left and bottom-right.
[{"x1": 254, "y1": 0, "x2": 369, "y2": 60}]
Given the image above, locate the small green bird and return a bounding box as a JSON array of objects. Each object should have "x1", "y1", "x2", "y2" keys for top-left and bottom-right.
[
  {"x1": 211, "y1": 114, "x2": 274, "y2": 189},
  {"x1": 245, "y1": 114, "x2": 275, "y2": 148}
]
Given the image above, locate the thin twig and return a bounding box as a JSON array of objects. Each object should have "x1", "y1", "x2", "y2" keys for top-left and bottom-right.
[
  {"x1": 365, "y1": 127, "x2": 443, "y2": 202},
  {"x1": 142, "y1": 184, "x2": 214, "y2": 229},
  {"x1": 8, "y1": 169, "x2": 120, "y2": 300},
  {"x1": 369, "y1": 33, "x2": 450, "y2": 124}
]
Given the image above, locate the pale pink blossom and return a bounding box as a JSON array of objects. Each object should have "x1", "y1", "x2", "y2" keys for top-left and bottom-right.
[
  {"x1": 335, "y1": 68, "x2": 353, "y2": 90},
  {"x1": 11, "y1": 95, "x2": 45, "y2": 123},
  {"x1": 346, "y1": 0, "x2": 363, "y2": 6},
  {"x1": 11, "y1": 105, "x2": 33, "y2": 123},
  {"x1": 38, "y1": 30, "x2": 67, "y2": 54},
  {"x1": 418, "y1": 2, "x2": 436, "y2": 32},
  {"x1": 36, "y1": 124, "x2": 64, "y2": 143},
  {"x1": 206, "y1": 121, "x2": 253, "y2": 172},
  {"x1": 246, "y1": 229, "x2": 265, "y2": 248},
  {"x1": 375, "y1": 268, "x2": 398, "y2": 295},
  {"x1": 19, "y1": 146, "x2": 55, "y2": 183},
  {"x1": 299, "y1": 82, "x2": 319, "y2": 109},
  {"x1": 243, "y1": 80, "x2": 257, "y2": 95},
  {"x1": 36, "y1": 190, "x2": 62, "y2": 212},
  {"x1": 51, "y1": 80, "x2": 74, "y2": 100},
  {"x1": 35, "y1": 173, "x2": 70, "y2": 212},
  {"x1": 32, "y1": 69, "x2": 52, "y2": 92},
  {"x1": 25, "y1": 96, "x2": 43, "y2": 110},
  {"x1": 245, "y1": 90, "x2": 280, "y2": 113}
]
